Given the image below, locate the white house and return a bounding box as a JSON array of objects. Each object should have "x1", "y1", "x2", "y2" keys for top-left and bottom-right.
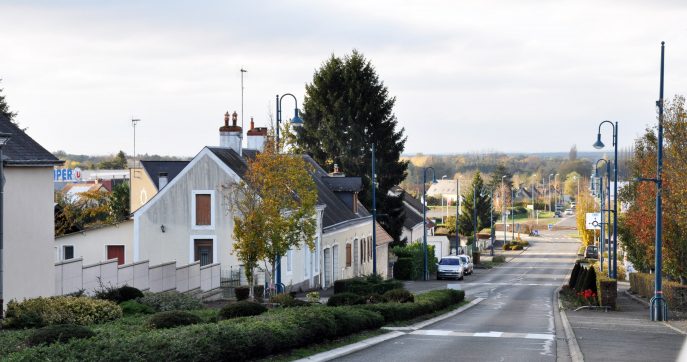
[
  {"x1": 1, "y1": 114, "x2": 63, "y2": 310},
  {"x1": 55, "y1": 219, "x2": 133, "y2": 266}
]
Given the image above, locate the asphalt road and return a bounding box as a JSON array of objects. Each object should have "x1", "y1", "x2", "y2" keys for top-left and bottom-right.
[{"x1": 334, "y1": 217, "x2": 580, "y2": 362}]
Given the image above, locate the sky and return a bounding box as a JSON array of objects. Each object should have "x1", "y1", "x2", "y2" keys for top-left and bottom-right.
[{"x1": 1, "y1": 0, "x2": 686, "y2": 157}]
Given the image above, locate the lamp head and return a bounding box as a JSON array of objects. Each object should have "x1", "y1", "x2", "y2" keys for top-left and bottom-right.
[
  {"x1": 291, "y1": 108, "x2": 304, "y2": 128},
  {"x1": 593, "y1": 133, "x2": 605, "y2": 149}
]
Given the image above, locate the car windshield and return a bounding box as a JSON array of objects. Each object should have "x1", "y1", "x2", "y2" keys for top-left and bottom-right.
[
  {"x1": 459, "y1": 257, "x2": 468, "y2": 263},
  {"x1": 439, "y1": 258, "x2": 460, "y2": 265}
]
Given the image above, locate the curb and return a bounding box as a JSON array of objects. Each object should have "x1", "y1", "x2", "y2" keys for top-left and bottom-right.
[
  {"x1": 624, "y1": 290, "x2": 687, "y2": 335},
  {"x1": 296, "y1": 297, "x2": 484, "y2": 362},
  {"x1": 556, "y1": 285, "x2": 584, "y2": 362}
]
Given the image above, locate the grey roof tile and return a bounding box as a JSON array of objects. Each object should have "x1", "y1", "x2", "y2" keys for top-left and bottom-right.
[{"x1": 0, "y1": 113, "x2": 62, "y2": 166}]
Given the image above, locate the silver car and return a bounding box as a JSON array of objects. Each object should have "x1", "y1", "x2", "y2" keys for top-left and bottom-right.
[
  {"x1": 437, "y1": 256, "x2": 464, "y2": 280},
  {"x1": 458, "y1": 255, "x2": 473, "y2": 275}
]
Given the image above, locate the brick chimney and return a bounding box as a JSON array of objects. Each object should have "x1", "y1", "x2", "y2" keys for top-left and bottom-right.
[
  {"x1": 246, "y1": 117, "x2": 268, "y2": 152},
  {"x1": 220, "y1": 111, "x2": 242, "y2": 155}
]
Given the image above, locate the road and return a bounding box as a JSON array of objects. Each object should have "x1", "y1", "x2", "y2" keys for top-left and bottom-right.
[{"x1": 335, "y1": 217, "x2": 580, "y2": 362}]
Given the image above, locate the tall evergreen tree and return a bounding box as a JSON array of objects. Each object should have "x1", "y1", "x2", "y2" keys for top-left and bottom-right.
[
  {"x1": 458, "y1": 171, "x2": 493, "y2": 237},
  {"x1": 0, "y1": 79, "x2": 19, "y2": 126},
  {"x1": 296, "y1": 50, "x2": 408, "y2": 242}
]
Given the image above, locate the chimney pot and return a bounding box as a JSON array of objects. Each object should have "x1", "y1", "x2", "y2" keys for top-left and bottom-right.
[
  {"x1": 224, "y1": 111, "x2": 229, "y2": 126},
  {"x1": 250, "y1": 117, "x2": 255, "y2": 130}
]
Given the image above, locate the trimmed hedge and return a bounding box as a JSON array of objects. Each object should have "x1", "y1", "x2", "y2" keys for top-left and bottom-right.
[
  {"x1": 27, "y1": 324, "x2": 95, "y2": 346},
  {"x1": 393, "y1": 258, "x2": 414, "y2": 280},
  {"x1": 95, "y1": 285, "x2": 144, "y2": 304},
  {"x1": 630, "y1": 272, "x2": 687, "y2": 311},
  {"x1": 492, "y1": 255, "x2": 506, "y2": 263},
  {"x1": 333, "y1": 276, "x2": 403, "y2": 295},
  {"x1": 596, "y1": 274, "x2": 617, "y2": 309},
  {"x1": 147, "y1": 310, "x2": 202, "y2": 329},
  {"x1": 327, "y1": 293, "x2": 364, "y2": 307},
  {"x1": 219, "y1": 301, "x2": 267, "y2": 320},
  {"x1": 359, "y1": 289, "x2": 465, "y2": 323},
  {"x1": 137, "y1": 291, "x2": 204, "y2": 312},
  {"x1": 120, "y1": 300, "x2": 155, "y2": 315},
  {"x1": 382, "y1": 289, "x2": 414, "y2": 303},
  {"x1": 3, "y1": 296, "x2": 122, "y2": 329},
  {"x1": 8, "y1": 306, "x2": 385, "y2": 361},
  {"x1": 235, "y1": 287, "x2": 250, "y2": 301},
  {"x1": 392, "y1": 243, "x2": 438, "y2": 280}
]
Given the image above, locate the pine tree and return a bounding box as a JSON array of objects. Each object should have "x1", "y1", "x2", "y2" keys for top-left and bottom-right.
[
  {"x1": 0, "y1": 79, "x2": 19, "y2": 127},
  {"x1": 296, "y1": 50, "x2": 408, "y2": 242},
  {"x1": 457, "y1": 172, "x2": 493, "y2": 237}
]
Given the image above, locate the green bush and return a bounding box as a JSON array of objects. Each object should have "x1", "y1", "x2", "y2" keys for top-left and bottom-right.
[
  {"x1": 393, "y1": 258, "x2": 414, "y2": 280},
  {"x1": 327, "y1": 293, "x2": 364, "y2": 307},
  {"x1": 267, "y1": 293, "x2": 309, "y2": 307},
  {"x1": 235, "y1": 286, "x2": 250, "y2": 301},
  {"x1": 596, "y1": 273, "x2": 617, "y2": 309},
  {"x1": 147, "y1": 310, "x2": 202, "y2": 329},
  {"x1": 120, "y1": 300, "x2": 155, "y2": 315},
  {"x1": 8, "y1": 306, "x2": 384, "y2": 361},
  {"x1": 574, "y1": 268, "x2": 587, "y2": 292},
  {"x1": 359, "y1": 289, "x2": 464, "y2": 323},
  {"x1": 630, "y1": 272, "x2": 687, "y2": 311},
  {"x1": 502, "y1": 243, "x2": 511, "y2": 250},
  {"x1": 27, "y1": 324, "x2": 95, "y2": 346},
  {"x1": 333, "y1": 276, "x2": 403, "y2": 295},
  {"x1": 2, "y1": 296, "x2": 122, "y2": 329},
  {"x1": 94, "y1": 285, "x2": 144, "y2": 304},
  {"x1": 363, "y1": 293, "x2": 386, "y2": 304},
  {"x1": 392, "y1": 243, "x2": 438, "y2": 280},
  {"x1": 382, "y1": 289, "x2": 414, "y2": 303},
  {"x1": 583, "y1": 266, "x2": 597, "y2": 293},
  {"x1": 219, "y1": 301, "x2": 267, "y2": 320},
  {"x1": 492, "y1": 255, "x2": 506, "y2": 263},
  {"x1": 137, "y1": 291, "x2": 204, "y2": 312}
]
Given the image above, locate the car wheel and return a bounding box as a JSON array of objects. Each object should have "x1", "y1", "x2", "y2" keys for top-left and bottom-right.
[
  {"x1": 459, "y1": 274, "x2": 464, "y2": 280},
  {"x1": 437, "y1": 275, "x2": 442, "y2": 280}
]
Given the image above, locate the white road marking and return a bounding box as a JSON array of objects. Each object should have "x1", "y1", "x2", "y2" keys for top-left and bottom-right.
[
  {"x1": 411, "y1": 329, "x2": 554, "y2": 341},
  {"x1": 458, "y1": 282, "x2": 558, "y2": 287}
]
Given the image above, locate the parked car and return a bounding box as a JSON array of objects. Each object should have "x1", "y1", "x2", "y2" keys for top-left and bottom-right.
[
  {"x1": 565, "y1": 208, "x2": 574, "y2": 215},
  {"x1": 584, "y1": 245, "x2": 599, "y2": 259},
  {"x1": 458, "y1": 255, "x2": 474, "y2": 275},
  {"x1": 437, "y1": 256, "x2": 464, "y2": 280},
  {"x1": 554, "y1": 211, "x2": 562, "y2": 218}
]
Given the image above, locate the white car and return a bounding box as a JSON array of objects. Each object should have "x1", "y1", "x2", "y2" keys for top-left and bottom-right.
[
  {"x1": 458, "y1": 255, "x2": 474, "y2": 275},
  {"x1": 437, "y1": 256, "x2": 464, "y2": 280},
  {"x1": 565, "y1": 208, "x2": 574, "y2": 215}
]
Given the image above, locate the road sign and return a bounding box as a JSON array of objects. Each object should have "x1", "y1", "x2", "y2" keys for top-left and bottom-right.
[{"x1": 586, "y1": 212, "x2": 601, "y2": 230}]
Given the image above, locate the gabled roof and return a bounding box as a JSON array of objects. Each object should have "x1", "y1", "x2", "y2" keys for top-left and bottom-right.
[
  {"x1": 0, "y1": 113, "x2": 62, "y2": 166},
  {"x1": 320, "y1": 176, "x2": 362, "y2": 192},
  {"x1": 390, "y1": 186, "x2": 428, "y2": 230},
  {"x1": 207, "y1": 147, "x2": 249, "y2": 178},
  {"x1": 140, "y1": 160, "x2": 189, "y2": 190}
]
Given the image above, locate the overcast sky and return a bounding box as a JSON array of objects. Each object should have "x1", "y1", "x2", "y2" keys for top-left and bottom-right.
[{"x1": 1, "y1": 0, "x2": 685, "y2": 157}]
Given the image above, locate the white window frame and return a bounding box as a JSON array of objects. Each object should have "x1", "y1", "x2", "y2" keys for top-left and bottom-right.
[
  {"x1": 189, "y1": 235, "x2": 218, "y2": 265},
  {"x1": 62, "y1": 245, "x2": 75, "y2": 261},
  {"x1": 191, "y1": 190, "x2": 215, "y2": 230}
]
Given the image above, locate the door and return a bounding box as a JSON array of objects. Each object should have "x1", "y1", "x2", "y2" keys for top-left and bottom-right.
[
  {"x1": 107, "y1": 245, "x2": 125, "y2": 265},
  {"x1": 332, "y1": 245, "x2": 339, "y2": 282},
  {"x1": 324, "y1": 248, "x2": 332, "y2": 287},
  {"x1": 194, "y1": 239, "x2": 214, "y2": 267}
]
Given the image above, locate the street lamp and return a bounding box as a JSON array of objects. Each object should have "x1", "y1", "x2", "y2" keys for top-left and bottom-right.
[
  {"x1": 422, "y1": 167, "x2": 438, "y2": 281},
  {"x1": 511, "y1": 187, "x2": 515, "y2": 241},
  {"x1": 595, "y1": 159, "x2": 611, "y2": 273},
  {"x1": 593, "y1": 120, "x2": 618, "y2": 280},
  {"x1": 531, "y1": 174, "x2": 537, "y2": 220},
  {"x1": 501, "y1": 175, "x2": 506, "y2": 248},
  {"x1": 490, "y1": 189, "x2": 494, "y2": 257},
  {"x1": 455, "y1": 178, "x2": 460, "y2": 255},
  {"x1": 274, "y1": 93, "x2": 302, "y2": 292},
  {"x1": 275, "y1": 93, "x2": 303, "y2": 149},
  {"x1": 548, "y1": 174, "x2": 554, "y2": 212},
  {"x1": 0, "y1": 132, "x2": 11, "y2": 311}
]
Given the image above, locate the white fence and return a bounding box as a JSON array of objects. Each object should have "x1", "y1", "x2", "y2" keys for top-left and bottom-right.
[{"x1": 55, "y1": 258, "x2": 221, "y2": 296}]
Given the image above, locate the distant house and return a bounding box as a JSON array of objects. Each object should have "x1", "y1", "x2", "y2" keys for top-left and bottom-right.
[
  {"x1": 130, "y1": 160, "x2": 189, "y2": 212},
  {"x1": 390, "y1": 186, "x2": 432, "y2": 245},
  {"x1": 60, "y1": 182, "x2": 108, "y2": 202},
  {"x1": 425, "y1": 179, "x2": 458, "y2": 204},
  {"x1": 1, "y1": 114, "x2": 63, "y2": 310}
]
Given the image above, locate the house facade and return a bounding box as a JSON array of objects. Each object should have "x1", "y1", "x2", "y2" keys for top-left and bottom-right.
[
  {"x1": 55, "y1": 219, "x2": 133, "y2": 266},
  {"x1": 1, "y1": 115, "x2": 63, "y2": 310}
]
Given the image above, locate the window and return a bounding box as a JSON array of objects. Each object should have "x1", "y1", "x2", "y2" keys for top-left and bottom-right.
[
  {"x1": 107, "y1": 245, "x2": 125, "y2": 265},
  {"x1": 63, "y1": 245, "x2": 74, "y2": 260},
  {"x1": 287, "y1": 249, "x2": 293, "y2": 273},
  {"x1": 192, "y1": 190, "x2": 215, "y2": 229},
  {"x1": 346, "y1": 244, "x2": 352, "y2": 267},
  {"x1": 193, "y1": 239, "x2": 214, "y2": 267}
]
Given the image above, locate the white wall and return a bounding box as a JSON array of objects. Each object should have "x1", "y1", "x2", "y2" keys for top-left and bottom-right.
[
  {"x1": 4, "y1": 167, "x2": 55, "y2": 309},
  {"x1": 55, "y1": 220, "x2": 133, "y2": 265}
]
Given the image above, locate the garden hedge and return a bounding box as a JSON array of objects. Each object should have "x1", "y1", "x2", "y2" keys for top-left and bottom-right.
[
  {"x1": 630, "y1": 272, "x2": 687, "y2": 311},
  {"x1": 3, "y1": 296, "x2": 122, "y2": 329},
  {"x1": 218, "y1": 301, "x2": 267, "y2": 320},
  {"x1": 358, "y1": 289, "x2": 465, "y2": 323},
  {"x1": 147, "y1": 311, "x2": 202, "y2": 329},
  {"x1": 596, "y1": 274, "x2": 617, "y2": 309},
  {"x1": 8, "y1": 306, "x2": 384, "y2": 361},
  {"x1": 333, "y1": 276, "x2": 403, "y2": 295},
  {"x1": 392, "y1": 243, "x2": 438, "y2": 280},
  {"x1": 27, "y1": 324, "x2": 95, "y2": 346}
]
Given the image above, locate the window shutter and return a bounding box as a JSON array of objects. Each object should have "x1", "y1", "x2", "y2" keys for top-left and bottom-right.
[
  {"x1": 195, "y1": 194, "x2": 211, "y2": 225},
  {"x1": 346, "y1": 244, "x2": 352, "y2": 267}
]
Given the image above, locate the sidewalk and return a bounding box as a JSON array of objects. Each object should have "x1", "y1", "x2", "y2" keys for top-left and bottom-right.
[{"x1": 564, "y1": 282, "x2": 686, "y2": 362}]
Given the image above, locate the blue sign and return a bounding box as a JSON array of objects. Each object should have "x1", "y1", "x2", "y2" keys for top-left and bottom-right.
[{"x1": 54, "y1": 168, "x2": 82, "y2": 182}]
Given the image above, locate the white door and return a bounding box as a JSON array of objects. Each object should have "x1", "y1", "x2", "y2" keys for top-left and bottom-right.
[
  {"x1": 332, "y1": 245, "x2": 339, "y2": 282},
  {"x1": 324, "y1": 248, "x2": 332, "y2": 287}
]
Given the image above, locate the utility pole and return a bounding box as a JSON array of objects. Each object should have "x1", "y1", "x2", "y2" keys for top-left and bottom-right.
[
  {"x1": 132, "y1": 118, "x2": 141, "y2": 169},
  {"x1": 241, "y1": 68, "x2": 247, "y2": 132},
  {"x1": 371, "y1": 144, "x2": 377, "y2": 275}
]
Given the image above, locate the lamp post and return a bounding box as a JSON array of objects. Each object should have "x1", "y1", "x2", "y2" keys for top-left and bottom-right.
[
  {"x1": 531, "y1": 174, "x2": 537, "y2": 220},
  {"x1": 502, "y1": 175, "x2": 506, "y2": 246},
  {"x1": 595, "y1": 159, "x2": 610, "y2": 273},
  {"x1": 554, "y1": 173, "x2": 559, "y2": 211},
  {"x1": 511, "y1": 188, "x2": 515, "y2": 241},
  {"x1": 455, "y1": 178, "x2": 460, "y2": 254},
  {"x1": 371, "y1": 144, "x2": 377, "y2": 275},
  {"x1": 593, "y1": 120, "x2": 618, "y2": 280},
  {"x1": 490, "y1": 190, "x2": 494, "y2": 256},
  {"x1": 548, "y1": 174, "x2": 553, "y2": 212},
  {"x1": 0, "y1": 132, "x2": 12, "y2": 312},
  {"x1": 275, "y1": 93, "x2": 304, "y2": 149},
  {"x1": 274, "y1": 94, "x2": 303, "y2": 292},
  {"x1": 637, "y1": 42, "x2": 668, "y2": 321},
  {"x1": 422, "y1": 167, "x2": 437, "y2": 281}
]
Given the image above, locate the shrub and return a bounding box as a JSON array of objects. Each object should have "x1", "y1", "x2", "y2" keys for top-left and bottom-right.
[
  {"x1": 630, "y1": 272, "x2": 687, "y2": 311},
  {"x1": 219, "y1": 301, "x2": 267, "y2": 320},
  {"x1": 268, "y1": 293, "x2": 310, "y2": 307},
  {"x1": 393, "y1": 257, "x2": 414, "y2": 280},
  {"x1": 391, "y1": 243, "x2": 438, "y2": 280},
  {"x1": 492, "y1": 255, "x2": 506, "y2": 263},
  {"x1": 363, "y1": 293, "x2": 386, "y2": 304},
  {"x1": 595, "y1": 273, "x2": 617, "y2": 309},
  {"x1": 574, "y1": 268, "x2": 587, "y2": 292},
  {"x1": 27, "y1": 324, "x2": 95, "y2": 346},
  {"x1": 583, "y1": 266, "x2": 597, "y2": 293},
  {"x1": 120, "y1": 300, "x2": 155, "y2": 315},
  {"x1": 94, "y1": 285, "x2": 144, "y2": 304},
  {"x1": 382, "y1": 289, "x2": 414, "y2": 303},
  {"x1": 333, "y1": 277, "x2": 403, "y2": 295},
  {"x1": 235, "y1": 286, "x2": 250, "y2": 301},
  {"x1": 147, "y1": 310, "x2": 201, "y2": 329},
  {"x1": 306, "y1": 291, "x2": 321, "y2": 303},
  {"x1": 327, "y1": 293, "x2": 364, "y2": 307},
  {"x1": 568, "y1": 262, "x2": 582, "y2": 288},
  {"x1": 359, "y1": 289, "x2": 464, "y2": 323},
  {"x1": 510, "y1": 245, "x2": 523, "y2": 251},
  {"x1": 3, "y1": 296, "x2": 122, "y2": 329},
  {"x1": 502, "y1": 243, "x2": 511, "y2": 251},
  {"x1": 8, "y1": 306, "x2": 385, "y2": 361},
  {"x1": 137, "y1": 291, "x2": 204, "y2": 312}
]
